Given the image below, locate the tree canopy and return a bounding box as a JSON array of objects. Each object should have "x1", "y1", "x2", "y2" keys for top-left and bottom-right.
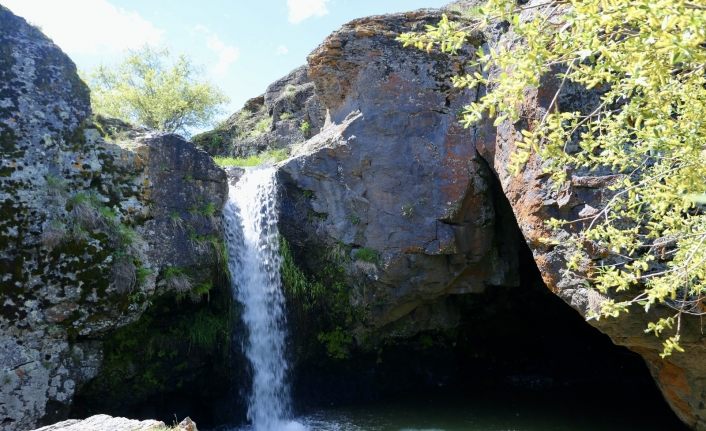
[
  {"x1": 86, "y1": 46, "x2": 228, "y2": 136},
  {"x1": 399, "y1": 0, "x2": 706, "y2": 356}
]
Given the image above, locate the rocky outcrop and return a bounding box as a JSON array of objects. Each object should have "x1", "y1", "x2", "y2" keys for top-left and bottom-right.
[
  {"x1": 192, "y1": 66, "x2": 325, "y2": 157},
  {"x1": 474, "y1": 3, "x2": 706, "y2": 428},
  {"x1": 274, "y1": 4, "x2": 705, "y2": 430},
  {"x1": 0, "y1": 6, "x2": 227, "y2": 430},
  {"x1": 279, "y1": 10, "x2": 518, "y2": 341}
]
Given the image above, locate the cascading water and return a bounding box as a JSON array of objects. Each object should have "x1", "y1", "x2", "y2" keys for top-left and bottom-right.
[{"x1": 223, "y1": 166, "x2": 305, "y2": 431}]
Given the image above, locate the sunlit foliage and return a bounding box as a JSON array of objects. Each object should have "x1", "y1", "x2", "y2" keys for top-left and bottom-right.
[{"x1": 86, "y1": 46, "x2": 228, "y2": 135}]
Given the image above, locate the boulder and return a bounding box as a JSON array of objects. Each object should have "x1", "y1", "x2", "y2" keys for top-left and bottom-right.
[
  {"x1": 278, "y1": 9, "x2": 518, "y2": 340},
  {"x1": 31, "y1": 415, "x2": 165, "y2": 431},
  {"x1": 0, "y1": 6, "x2": 227, "y2": 430}
]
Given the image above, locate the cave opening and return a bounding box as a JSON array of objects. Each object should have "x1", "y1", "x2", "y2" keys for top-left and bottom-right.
[
  {"x1": 290, "y1": 247, "x2": 687, "y2": 429},
  {"x1": 290, "y1": 188, "x2": 689, "y2": 430}
]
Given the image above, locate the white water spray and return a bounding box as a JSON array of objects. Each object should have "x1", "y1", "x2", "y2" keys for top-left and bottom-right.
[{"x1": 223, "y1": 167, "x2": 305, "y2": 431}]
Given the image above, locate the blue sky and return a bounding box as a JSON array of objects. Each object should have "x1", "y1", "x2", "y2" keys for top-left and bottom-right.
[{"x1": 3, "y1": 0, "x2": 449, "y2": 125}]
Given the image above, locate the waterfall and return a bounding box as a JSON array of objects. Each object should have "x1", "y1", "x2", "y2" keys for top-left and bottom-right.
[{"x1": 223, "y1": 166, "x2": 303, "y2": 431}]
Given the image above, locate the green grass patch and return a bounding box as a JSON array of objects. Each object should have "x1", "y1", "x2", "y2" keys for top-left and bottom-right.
[
  {"x1": 213, "y1": 148, "x2": 289, "y2": 167},
  {"x1": 354, "y1": 247, "x2": 379, "y2": 264}
]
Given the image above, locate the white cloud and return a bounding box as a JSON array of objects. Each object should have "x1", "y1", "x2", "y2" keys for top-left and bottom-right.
[
  {"x1": 194, "y1": 26, "x2": 240, "y2": 77},
  {"x1": 287, "y1": 0, "x2": 330, "y2": 24},
  {"x1": 275, "y1": 45, "x2": 289, "y2": 56},
  {"x1": 2, "y1": 0, "x2": 164, "y2": 56}
]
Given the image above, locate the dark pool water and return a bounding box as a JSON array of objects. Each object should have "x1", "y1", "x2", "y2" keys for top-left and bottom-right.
[{"x1": 226, "y1": 392, "x2": 687, "y2": 431}]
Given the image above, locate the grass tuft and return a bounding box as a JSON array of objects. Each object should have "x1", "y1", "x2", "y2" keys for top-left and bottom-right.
[{"x1": 213, "y1": 148, "x2": 289, "y2": 167}]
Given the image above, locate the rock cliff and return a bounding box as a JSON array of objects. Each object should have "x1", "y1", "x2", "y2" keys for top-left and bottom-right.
[
  {"x1": 278, "y1": 10, "x2": 519, "y2": 342},
  {"x1": 192, "y1": 66, "x2": 325, "y2": 157},
  {"x1": 274, "y1": 4, "x2": 705, "y2": 430},
  {"x1": 2, "y1": 1, "x2": 704, "y2": 430},
  {"x1": 478, "y1": 3, "x2": 706, "y2": 428},
  {"x1": 0, "y1": 6, "x2": 228, "y2": 430}
]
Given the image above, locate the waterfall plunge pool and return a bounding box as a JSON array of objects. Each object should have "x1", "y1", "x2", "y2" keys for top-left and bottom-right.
[
  {"x1": 221, "y1": 391, "x2": 685, "y2": 431},
  {"x1": 220, "y1": 166, "x2": 686, "y2": 431}
]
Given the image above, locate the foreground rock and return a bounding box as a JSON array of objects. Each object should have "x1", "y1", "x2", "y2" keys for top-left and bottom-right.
[
  {"x1": 31, "y1": 415, "x2": 164, "y2": 431},
  {"x1": 32, "y1": 415, "x2": 198, "y2": 431},
  {"x1": 0, "y1": 6, "x2": 227, "y2": 430}
]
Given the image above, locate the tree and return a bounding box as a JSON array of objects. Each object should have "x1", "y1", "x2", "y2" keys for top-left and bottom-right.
[
  {"x1": 86, "y1": 46, "x2": 228, "y2": 135},
  {"x1": 399, "y1": 0, "x2": 706, "y2": 356}
]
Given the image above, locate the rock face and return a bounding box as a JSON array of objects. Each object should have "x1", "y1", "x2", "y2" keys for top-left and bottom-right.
[
  {"x1": 279, "y1": 10, "x2": 519, "y2": 339},
  {"x1": 275, "y1": 4, "x2": 705, "y2": 430},
  {"x1": 0, "y1": 7, "x2": 227, "y2": 430},
  {"x1": 192, "y1": 66, "x2": 325, "y2": 157},
  {"x1": 474, "y1": 5, "x2": 706, "y2": 428}
]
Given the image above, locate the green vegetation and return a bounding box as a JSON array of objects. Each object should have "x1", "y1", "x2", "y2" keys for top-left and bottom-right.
[
  {"x1": 85, "y1": 46, "x2": 228, "y2": 135},
  {"x1": 279, "y1": 112, "x2": 294, "y2": 121},
  {"x1": 284, "y1": 84, "x2": 297, "y2": 100},
  {"x1": 213, "y1": 148, "x2": 289, "y2": 167},
  {"x1": 354, "y1": 247, "x2": 379, "y2": 264},
  {"x1": 280, "y1": 237, "x2": 358, "y2": 359},
  {"x1": 299, "y1": 120, "x2": 311, "y2": 137},
  {"x1": 280, "y1": 237, "x2": 326, "y2": 311},
  {"x1": 317, "y1": 327, "x2": 354, "y2": 360},
  {"x1": 136, "y1": 267, "x2": 153, "y2": 285},
  {"x1": 348, "y1": 213, "x2": 361, "y2": 225},
  {"x1": 251, "y1": 117, "x2": 273, "y2": 137},
  {"x1": 399, "y1": 1, "x2": 706, "y2": 356},
  {"x1": 79, "y1": 282, "x2": 233, "y2": 410}
]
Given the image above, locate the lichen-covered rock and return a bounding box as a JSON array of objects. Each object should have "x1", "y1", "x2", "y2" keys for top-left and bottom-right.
[
  {"x1": 278, "y1": 10, "x2": 518, "y2": 341},
  {"x1": 192, "y1": 66, "x2": 325, "y2": 157},
  {"x1": 0, "y1": 7, "x2": 227, "y2": 430},
  {"x1": 466, "y1": 2, "x2": 706, "y2": 429}
]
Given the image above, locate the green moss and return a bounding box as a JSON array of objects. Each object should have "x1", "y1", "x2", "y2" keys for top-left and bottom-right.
[
  {"x1": 136, "y1": 267, "x2": 153, "y2": 285},
  {"x1": 354, "y1": 247, "x2": 379, "y2": 264},
  {"x1": 164, "y1": 266, "x2": 186, "y2": 279},
  {"x1": 193, "y1": 281, "x2": 213, "y2": 296},
  {"x1": 76, "y1": 278, "x2": 234, "y2": 411},
  {"x1": 201, "y1": 202, "x2": 217, "y2": 217},
  {"x1": 280, "y1": 237, "x2": 360, "y2": 361},
  {"x1": 0, "y1": 128, "x2": 22, "y2": 157},
  {"x1": 317, "y1": 327, "x2": 354, "y2": 360},
  {"x1": 0, "y1": 166, "x2": 13, "y2": 177}
]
